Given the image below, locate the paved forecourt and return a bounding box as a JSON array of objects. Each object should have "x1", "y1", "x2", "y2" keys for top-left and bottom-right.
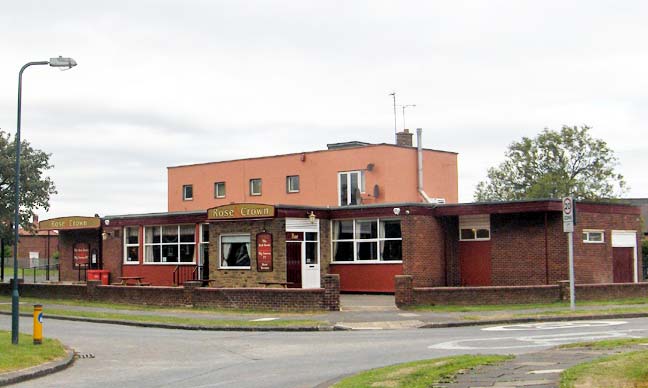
[{"x1": 4, "y1": 315, "x2": 648, "y2": 388}]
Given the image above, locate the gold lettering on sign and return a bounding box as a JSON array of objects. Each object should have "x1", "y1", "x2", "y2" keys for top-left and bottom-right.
[
  {"x1": 39, "y1": 217, "x2": 101, "y2": 230},
  {"x1": 208, "y1": 204, "x2": 275, "y2": 220}
]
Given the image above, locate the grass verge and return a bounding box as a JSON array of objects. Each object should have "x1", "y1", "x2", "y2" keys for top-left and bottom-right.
[
  {"x1": 560, "y1": 350, "x2": 648, "y2": 388},
  {"x1": 332, "y1": 355, "x2": 512, "y2": 388},
  {"x1": 0, "y1": 331, "x2": 67, "y2": 374},
  {"x1": 559, "y1": 337, "x2": 648, "y2": 350},
  {"x1": 0, "y1": 305, "x2": 326, "y2": 328}
]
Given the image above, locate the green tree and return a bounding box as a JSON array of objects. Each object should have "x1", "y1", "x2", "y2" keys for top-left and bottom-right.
[
  {"x1": 0, "y1": 130, "x2": 56, "y2": 243},
  {"x1": 475, "y1": 125, "x2": 626, "y2": 201}
]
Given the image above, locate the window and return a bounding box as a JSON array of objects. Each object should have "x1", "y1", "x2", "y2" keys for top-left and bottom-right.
[
  {"x1": 250, "y1": 178, "x2": 262, "y2": 196},
  {"x1": 338, "y1": 171, "x2": 365, "y2": 206},
  {"x1": 183, "y1": 184, "x2": 193, "y2": 201},
  {"x1": 124, "y1": 226, "x2": 139, "y2": 263},
  {"x1": 220, "y1": 234, "x2": 251, "y2": 268},
  {"x1": 459, "y1": 214, "x2": 490, "y2": 241},
  {"x1": 286, "y1": 175, "x2": 300, "y2": 193},
  {"x1": 332, "y1": 219, "x2": 402, "y2": 262},
  {"x1": 144, "y1": 225, "x2": 196, "y2": 263},
  {"x1": 583, "y1": 230, "x2": 604, "y2": 243},
  {"x1": 214, "y1": 182, "x2": 226, "y2": 198}
]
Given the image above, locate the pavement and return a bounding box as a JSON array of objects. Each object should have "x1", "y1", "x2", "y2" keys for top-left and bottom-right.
[{"x1": 2, "y1": 294, "x2": 648, "y2": 332}]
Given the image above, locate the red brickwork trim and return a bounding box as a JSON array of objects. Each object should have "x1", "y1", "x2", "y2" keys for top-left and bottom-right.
[{"x1": 0, "y1": 277, "x2": 341, "y2": 312}]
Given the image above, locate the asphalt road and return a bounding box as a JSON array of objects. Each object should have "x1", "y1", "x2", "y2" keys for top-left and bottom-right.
[{"x1": 4, "y1": 316, "x2": 648, "y2": 388}]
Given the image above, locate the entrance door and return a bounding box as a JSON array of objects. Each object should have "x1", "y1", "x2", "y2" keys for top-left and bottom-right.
[
  {"x1": 286, "y1": 241, "x2": 302, "y2": 288},
  {"x1": 302, "y1": 232, "x2": 320, "y2": 289},
  {"x1": 459, "y1": 241, "x2": 492, "y2": 286},
  {"x1": 613, "y1": 247, "x2": 634, "y2": 283},
  {"x1": 612, "y1": 231, "x2": 637, "y2": 283}
]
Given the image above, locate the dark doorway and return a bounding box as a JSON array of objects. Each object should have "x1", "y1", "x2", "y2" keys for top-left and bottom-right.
[
  {"x1": 613, "y1": 247, "x2": 634, "y2": 283},
  {"x1": 459, "y1": 241, "x2": 492, "y2": 286},
  {"x1": 286, "y1": 242, "x2": 302, "y2": 288}
]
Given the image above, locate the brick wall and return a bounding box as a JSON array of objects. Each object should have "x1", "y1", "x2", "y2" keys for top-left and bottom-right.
[
  {"x1": 101, "y1": 226, "x2": 123, "y2": 284},
  {"x1": 402, "y1": 215, "x2": 445, "y2": 287},
  {"x1": 572, "y1": 282, "x2": 648, "y2": 301},
  {"x1": 0, "y1": 274, "x2": 341, "y2": 312},
  {"x1": 16, "y1": 234, "x2": 59, "y2": 263}
]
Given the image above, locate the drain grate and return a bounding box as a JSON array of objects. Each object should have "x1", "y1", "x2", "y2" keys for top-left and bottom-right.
[{"x1": 75, "y1": 352, "x2": 95, "y2": 359}]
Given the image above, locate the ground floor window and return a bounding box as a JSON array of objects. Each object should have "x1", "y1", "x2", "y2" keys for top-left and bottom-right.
[
  {"x1": 124, "y1": 226, "x2": 139, "y2": 263},
  {"x1": 144, "y1": 225, "x2": 196, "y2": 263},
  {"x1": 583, "y1": 230, "x2": 604, "y2": 243},
  {"x1": 459, "y1": 214, "x2": 490, "y2": 241},
  {"x1": 331, "y1": 219, "x2": 401, "y2": 262},
  {"x1": 220, "y1": 234, "x2": 251, "y2": 268}
]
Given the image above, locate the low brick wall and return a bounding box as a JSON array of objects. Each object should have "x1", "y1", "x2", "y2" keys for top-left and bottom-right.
[
  {"x1": 0, "y1": 274, "x2": 341, "y2": 312},
  {"x1": 395, "y1": 275, "x2": 648, "y2": 307},
  {"x1": 573, "y1": 282, "x2": 648, "y2": 301}
]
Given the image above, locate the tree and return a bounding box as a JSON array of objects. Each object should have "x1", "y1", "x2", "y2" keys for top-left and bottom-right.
[
  {"x1": 474, "y1": 125, "x2": 626, "y2": 201},
  {"x1": 0, "y1": 130, "x2": 56, "y2": 243}
]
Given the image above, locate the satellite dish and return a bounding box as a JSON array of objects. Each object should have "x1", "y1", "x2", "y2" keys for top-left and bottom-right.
[
  {"x1": 366, "y1": 163, "x2": 374, "y2": 171},
  {"x1": 373, "y1": 184, "x2": 380, "y2": 198}
]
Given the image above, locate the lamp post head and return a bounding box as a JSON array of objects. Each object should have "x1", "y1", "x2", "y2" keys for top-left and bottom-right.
[{"x1": 49, "y1": 56, "x2": 77, "y2": 70}]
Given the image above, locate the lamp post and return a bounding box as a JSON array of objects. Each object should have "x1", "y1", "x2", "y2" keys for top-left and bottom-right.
[{"x1": 11, "y1": 56, "x2": 77, "y2": 345}]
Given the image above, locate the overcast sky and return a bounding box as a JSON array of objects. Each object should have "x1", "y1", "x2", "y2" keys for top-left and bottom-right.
[{"x1": 1, "y1": 1, "x2": 646, "y2": 220}]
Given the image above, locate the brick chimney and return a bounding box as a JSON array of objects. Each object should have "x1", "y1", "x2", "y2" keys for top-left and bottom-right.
[{"x1": 396, "y1": 129, "x2": 413, "y2": 147}]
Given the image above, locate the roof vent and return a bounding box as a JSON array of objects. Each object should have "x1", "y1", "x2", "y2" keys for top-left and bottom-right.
[{"x1": 326, "y1": 141, "x2": 370, "y2": 150}]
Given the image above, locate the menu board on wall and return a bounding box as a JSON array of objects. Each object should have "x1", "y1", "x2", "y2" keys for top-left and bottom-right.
[
  {"x1": 256, "y1": 232, "x2": 273, "y2": 272},
  {"x1": 73, "y1": 242, "x2": 90, "y2": 267}
]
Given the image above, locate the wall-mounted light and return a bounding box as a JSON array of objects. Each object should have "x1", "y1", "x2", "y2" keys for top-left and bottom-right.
[
  {"x1": 308, "y1": 211, "x2": 316, "y2": 224},
  {"x1": 101, "y1": 231, "x2": 111, "y2": 240}
]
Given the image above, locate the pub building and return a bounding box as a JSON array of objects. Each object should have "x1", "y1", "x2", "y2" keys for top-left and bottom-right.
[
  {"x1": 36, "y1": 136, "x2": 643, "y2": 292},
  {"x1": 39, "y1": 200, "x2": 642, "y2": 293}
]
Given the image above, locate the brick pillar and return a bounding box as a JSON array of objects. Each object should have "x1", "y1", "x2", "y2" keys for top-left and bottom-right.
[
  {"x1": 395, "y1": 275, "x2": 414, "y2": 307},
  {"x1": 183, "y1": 281, "x2": 202, "y2": 306},
  {"x1": 87, "y1": 280, "x2": 101, "y2": 301},
  {"x1": 558, "y1": 280, "x2": 570, "y2": 301},
  {"x1": 322, "y1": 274, "x2": 340, "y2": 311}
]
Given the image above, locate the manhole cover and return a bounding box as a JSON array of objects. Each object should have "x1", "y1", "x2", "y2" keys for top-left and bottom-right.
[{"x1": 75, "y1": 353, "x2": 95, "y2": 359}]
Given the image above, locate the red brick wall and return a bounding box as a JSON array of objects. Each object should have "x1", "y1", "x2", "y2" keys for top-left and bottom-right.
[
  {"x1": 58, "y1": 230, "x2": 102, "y2": 282},
  {"x1": 329, "y1": 264, "x2": 402, "y2": 292},
  {"x1": 402, "y1": 215, "x2": 445, "y2": 287},
  {"x1": 101, "y1": 226, "x2": 123, "y2": 284},
  {"x1": 16, "y1": 234, "x2": 59, "y2": 263}
]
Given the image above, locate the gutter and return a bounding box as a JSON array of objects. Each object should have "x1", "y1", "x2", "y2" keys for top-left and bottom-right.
[{"x1": 416, "y1": 128, "x2": 431, "y2": 203}]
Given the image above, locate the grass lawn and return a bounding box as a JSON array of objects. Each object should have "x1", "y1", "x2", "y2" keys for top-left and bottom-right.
[
  {"x1": 332, "y1": 355, "x2": 512, "y2": 388},
  {"x1": 559, "y1": 337, "x2": 648, "y2": 350},
  {"x1": 0, "y1": 331, "x2": 67, "y2": 374},
  {"x1": 560, "y1": 350, "x2": 648, "y2": 388}
]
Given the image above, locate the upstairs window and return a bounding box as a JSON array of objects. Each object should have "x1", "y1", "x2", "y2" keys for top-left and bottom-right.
[
  {"x1": 459, "y1": 214, "x2": 490, "y2": 241},
  {"x1": 182, "y1": 184, "x2": 193, "y2": 201},
  {"x1": 583, "y1": 230, "x2": 604, "y2": 243},
  {"x1": 286, "y1": 175, "x2": 300, "y2": 193},
  {"x1": 214, "y1": 182, "x2": 226, "y2": 198},
  {"x1": 250, "y1": 178, "x2": 262, "y2": 196},
  {"x1": 338, "y1": 171, "x2": 365, "y2": 206}
]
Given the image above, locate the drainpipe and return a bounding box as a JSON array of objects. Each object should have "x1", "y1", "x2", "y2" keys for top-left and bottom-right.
[{"x1": 416, "y1": 128, "x2": 431, "y2": 203}]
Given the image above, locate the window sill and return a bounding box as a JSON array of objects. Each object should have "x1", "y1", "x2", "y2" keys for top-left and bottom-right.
[
  {"x1": 459, "y1": 238, "x2": 491, "y2": 242},
  {"x1": 330, "y1": 261, "x2": 403, "y2": 265},
  {"x1": 219, "y1": 267, "x2": 251, "y2": 270},
  {"x1": 583, "y1": 241, "x2": 605, "y2": 244},
  {"x1": 142, "y1": 262, "x2": 197, "y2": 265},
  {"x1": 123, "y1": 262, "x2": 140, "y2": 265}
]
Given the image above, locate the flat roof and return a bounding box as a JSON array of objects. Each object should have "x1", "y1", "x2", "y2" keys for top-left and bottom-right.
[{"x1": 167, "y1": 142, "x2": 458, "y2": 169}]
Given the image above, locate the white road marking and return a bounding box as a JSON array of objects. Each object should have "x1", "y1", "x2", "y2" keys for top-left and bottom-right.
[
  {"x1": 527, "y1": 369, "x2": 564, "y2": 374},
  {"x1": 250, "y1": 318, "x2": 279, "y2": 322},
  {"x1": 398, "y1": 313, "x2": 420, "y2": 317},
  {"x1": 429, "y1": 328, "x2": 648, "y2": 350},
  {"x1": 482, "y1": 320, "x2": 627, "y2": 331}
]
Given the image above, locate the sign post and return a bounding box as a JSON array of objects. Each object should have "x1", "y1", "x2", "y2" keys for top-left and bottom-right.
[{"x1": 562, "y1": 196, "x2": 576, "y2": 311}]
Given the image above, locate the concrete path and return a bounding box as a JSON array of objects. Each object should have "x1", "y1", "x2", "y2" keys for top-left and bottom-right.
[{"x1": 438, "y1": 344, "x2": 648, "y2": 388}]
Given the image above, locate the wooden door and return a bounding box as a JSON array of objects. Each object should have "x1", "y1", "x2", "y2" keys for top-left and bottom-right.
[
  {"x1": 613, "y1": 247, "x2": 634, "y2": 283},
  {"x1": 459, "y1": 241, "x2": 492, "y2": 286},
  {"x1": 286, "y1": 242, "x2": 302, "y2": 288}
]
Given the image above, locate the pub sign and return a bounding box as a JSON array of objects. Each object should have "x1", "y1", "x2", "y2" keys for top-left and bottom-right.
[
  {"x1": 256, "y1": 232, "x2": 273, "y2": 272},
  {"x1": 208, "y1": 204, "x2": 275, "y2": 220}
]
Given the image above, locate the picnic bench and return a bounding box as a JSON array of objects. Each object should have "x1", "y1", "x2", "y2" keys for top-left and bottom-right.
[
  {"x1": 258, "y1": 281, "x2": 294, "y2": 288},
  {"x1": 112, "y1": 276, "x2": 150, "y2": 286}
]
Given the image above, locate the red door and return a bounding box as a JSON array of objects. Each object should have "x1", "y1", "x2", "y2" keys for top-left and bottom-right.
[
  {"x1": 286, "y1": 242, "x2": 302, "y2": 288},
  {"x1": 613, "y1": 247, "x2": 634, "y2": 283},
  {"x1": 459, "y1": 241, "x2": 492, "y2": 286}
]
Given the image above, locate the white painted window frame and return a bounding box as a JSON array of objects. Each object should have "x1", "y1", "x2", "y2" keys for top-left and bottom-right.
[
  {"x1": 219, "y1": 233, "x2": 251, "y2": 270},
  {"x1": 286, "y1": 175, "x2": 300, "y2": 193},
  {"x1": 214, "y1": 182, "x2": 226, "y2": 198},
  {"x1": 582, "y1": 229, "x2": 605, "y2": 244},
  {"x1": 337, "y1": 170, "x2": 365, "y2": 206},
  {"x1": 249, "y1": 178, "x2": 262, "y2": 196},
  {"x1": 330, "y1": 218, "x2": 402, "y2": 263},
  {"x1": 182, "y1": 184, "x2": 193, "y2": 201},
  {"x1": 123, "y1": 226, "x2": 140, "y2": 264},
  {"x1": 143, "y1": 225, "x2": 197, "y2": 265},
  {"x1": 459, "y1": 214, "x2": 491, "y2": 241}
]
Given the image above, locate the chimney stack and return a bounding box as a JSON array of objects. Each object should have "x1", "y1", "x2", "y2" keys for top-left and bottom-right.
[{"x1": 396, "y1": 129, "x2": 413, "y2": 147}]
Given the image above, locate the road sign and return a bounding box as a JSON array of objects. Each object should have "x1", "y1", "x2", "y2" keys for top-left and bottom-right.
[{"x1": 562, "y1": 196, "x2": 574, "y2": 233}]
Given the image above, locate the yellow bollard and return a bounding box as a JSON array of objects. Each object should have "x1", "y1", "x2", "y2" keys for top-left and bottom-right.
[{"x1": 33, "y1": 304, "x2": 43, "y2": 345}]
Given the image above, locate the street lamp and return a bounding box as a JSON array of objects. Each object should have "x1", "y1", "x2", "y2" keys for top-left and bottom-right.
[{"x1": 11, "y1": 56, "x2": 77, "y2": 345}]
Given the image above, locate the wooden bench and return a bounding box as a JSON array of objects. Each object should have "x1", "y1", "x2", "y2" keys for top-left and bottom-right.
[
  {"x1": 258, "y1": 281, "x2": 294, "y2": 288},
  {"x1": 114, "y1": 276, "x2": 149, "y2": 286}
]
